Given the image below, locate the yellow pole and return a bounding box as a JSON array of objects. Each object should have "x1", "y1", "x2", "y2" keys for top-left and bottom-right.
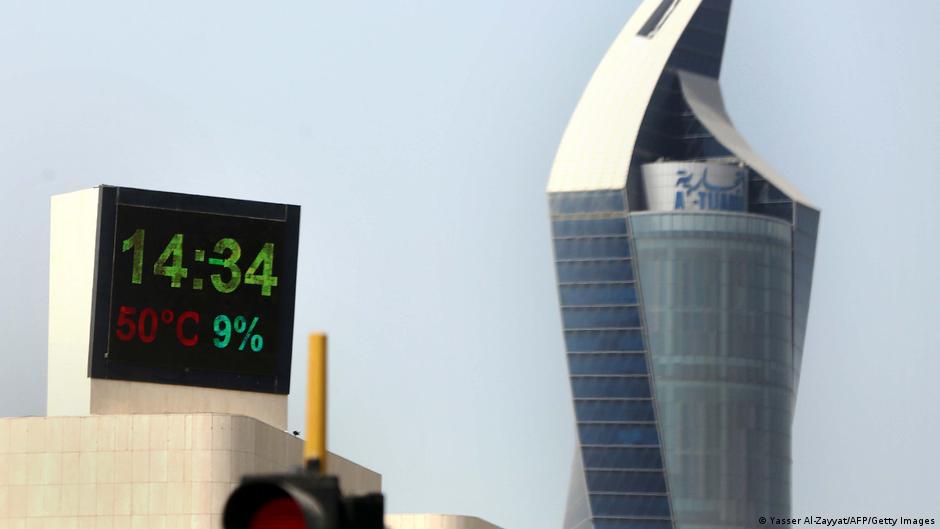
[{"x1": 305, "y1": 333, "x2": 327, "y2": 472}]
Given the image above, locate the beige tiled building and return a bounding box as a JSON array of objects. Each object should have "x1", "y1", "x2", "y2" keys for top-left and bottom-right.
[{"x1": 0, "y1": 414, "x2": 380, "y2": 529}]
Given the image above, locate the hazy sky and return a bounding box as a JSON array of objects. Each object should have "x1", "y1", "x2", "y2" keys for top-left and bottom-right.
[{"x1": 1, "y1": 1, "x2": 939, "y2": 528}]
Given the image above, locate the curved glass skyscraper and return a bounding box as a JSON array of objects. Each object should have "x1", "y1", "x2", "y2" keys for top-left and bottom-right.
[{"x1": 548, "y1": 2, "x2": 819, "y2": 529}]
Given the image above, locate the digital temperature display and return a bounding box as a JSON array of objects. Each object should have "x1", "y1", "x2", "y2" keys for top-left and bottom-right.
[{"x1": 89, "y1": 187, "x2": 300, "y2": 394}]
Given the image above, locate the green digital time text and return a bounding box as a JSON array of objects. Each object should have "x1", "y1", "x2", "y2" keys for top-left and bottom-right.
[{"x1": 121, "y1": 229, "x2": 278, "y2": 296}]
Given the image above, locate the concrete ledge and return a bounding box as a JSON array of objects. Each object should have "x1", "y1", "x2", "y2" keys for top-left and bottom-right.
[{"x1": 386, "y1": 514, "x2": 504, "y2": 529}]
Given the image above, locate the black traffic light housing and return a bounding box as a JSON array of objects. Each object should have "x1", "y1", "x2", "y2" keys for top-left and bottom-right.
[{"x1": 223, "y1": 471, "x2": 384, "y2": 529}]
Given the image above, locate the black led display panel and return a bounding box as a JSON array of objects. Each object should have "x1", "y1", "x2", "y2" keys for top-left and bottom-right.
[{"x1": 89, "y1": 186, "x2": 300, "y2": 394}]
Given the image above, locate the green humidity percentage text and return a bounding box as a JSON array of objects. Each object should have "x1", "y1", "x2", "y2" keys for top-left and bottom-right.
[
  {"x1": 214, "y1": 314, "x2": 264, "y2": 352},
  {"x1": 122, "y1": 229, "x2": 279, "y2": 296}
]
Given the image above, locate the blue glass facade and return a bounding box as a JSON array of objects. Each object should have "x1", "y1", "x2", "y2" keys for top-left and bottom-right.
[
  {"x1": 549, "y1": 2, "x2": 818, "y2": 528},
  {"x1": 551, "y1": 191, "x2": 675, "y2": 529},
  {"x1": 551, "y1": 201, "x2": 805, "y2": 529},
  {"x1": 633, "y1": 213, "x2": 794, "y2": 528}
]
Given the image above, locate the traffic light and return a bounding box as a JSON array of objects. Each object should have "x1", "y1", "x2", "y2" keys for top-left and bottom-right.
[
  {"x1": 222, "y1": 333, "x2": 385, "y2": 529},
  {"x1": 222, "y1": 471, "x2": 384, "y2": 529}
]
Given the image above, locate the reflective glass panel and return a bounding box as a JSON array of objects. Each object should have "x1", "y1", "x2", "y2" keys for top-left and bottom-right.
[
  {"x1": 586, "y1": 471, "x2": 667, "y2": 493},
  {"x1": 751, "y1": 201, "x2": 793, "y2": 221},
  {"x1": 554, "y1": 237, "x2": 631, "y2": 259},
  {"x1": 594, "y1": 519, "x2": 673, "y2": 529},
  {"x1": 559, "y1": 285, "x2": 638, "y2": 306},
  {"x1": 574, "y1": 400, "x2": 655, "y2": 422},
  {"x1": 553, "y1": 218, "x2": 628, "y2": 237},
  {"x1": 562, "y1": 307, "x2": 640, "y2": 329},
  {"x1": 556, "y1": 261, "x2": 634, "y2": 283},
  {"x1": 590, "y1": 495, "x2": 671, "y2": 517},
  {"x1": 638, "y1": 0, "x2": 677, "y2": 36},
  {"x1": 688, "y1": 4, "x2": 730, "y2": 33},
  {"x1": 579, "y1": 424, "x2": 659, "y2": 445},
  {"x1": 572, "y1": 377, "x2": 652, "y2": 399},
  {"x1": 568, "y1": 354, "x2": 648, "y2": 375},
  {"x1": 549, "y1": 191, "x2": 625, "y2": 215},
  {"x1": 565, "y1": 330, "x2": 644, "y2": 352},
  {"x1": 582, "y1": 447, "x2": 663, "y2": 470}
]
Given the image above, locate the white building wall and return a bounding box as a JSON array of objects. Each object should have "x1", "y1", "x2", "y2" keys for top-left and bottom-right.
[
  {"x1": 546, "y1": 0, "x2": 704, "y2": 193},
  {"x1": 47, "y1": 189, "x2": 99, "y2": 418}
]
